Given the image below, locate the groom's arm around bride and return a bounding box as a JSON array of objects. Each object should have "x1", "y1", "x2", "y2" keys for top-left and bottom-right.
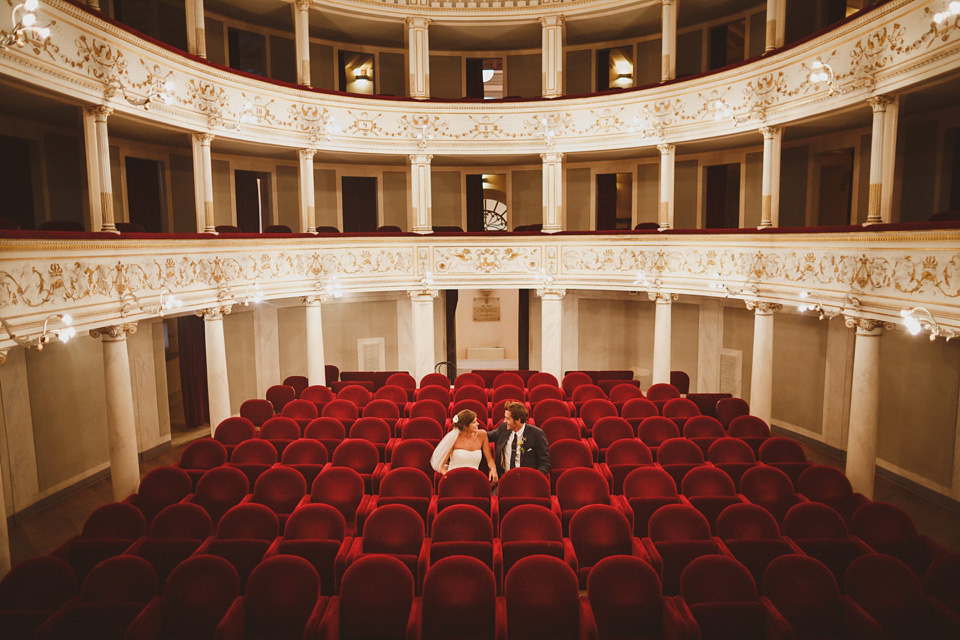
[{"x1": 488, "y1": 402, "x2": 551, "y2": 477}]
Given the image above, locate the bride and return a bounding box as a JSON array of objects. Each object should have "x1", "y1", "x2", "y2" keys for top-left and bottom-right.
[{"x1": 430, "y1": 409, "x2": 498, "y2": 485}]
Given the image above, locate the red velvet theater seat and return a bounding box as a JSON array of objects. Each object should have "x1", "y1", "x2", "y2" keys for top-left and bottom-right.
[
  {"x1": 681, "y1": 465, "x2": 747, "y2": 534},
  {"x1": 52, "y1": 502, "x2": 146, "y2": 582},
  {"x1": 619, "y1": 466, "x2": 687, "y2": 538},
  {"x1": 303, "y1": 466, "x2": 371, "y2": 537},
  {"x1": 679, "y1": 555, "x2": 791, "y2": 640},
  {"x1": 706, "y1": 437, "x2": 758, "y2": 491},
  {"x1": 797, "y1": 465, "x2": 869, "y2": 522},
  {"x1": 499, "y1": 505, "x2": 576, "y2": 586},
  {"x1": 430, "y1": 467, "x2": 498, "y2": 533},
  {"x1": 228, "y1": 438, "x2": 278, "y2": 487},
  {"x1": 844, "y1": 553, "x2": 960, "y2": 640},
  {"x1": 280, "y1": 438, "x2": 329, "y2": 487},
  {"x1": 641, "y1": 504, "x2": 733, "y2": 596},
  {"x1": 126, "y1": 555, "x2": 239, "y2": 640},
  {"x1": 428, "y1": 504, "x2": 503, "y2": 591},
  {"x1": 415, "y1": 556, "x2": 505, "y2": 640},
  {"x1": 263, "y1": 503, "x2": 351, "y2": 597},
  {"x1": 637, "y1": 416, "x2": 680, "y2": 461},
  {"x1": 504, "y1": 554, "x2": 596, "y2": 640},
  {"x1": 781, "y1": 502, "x2": 872, "y2": 586},
  {"x1": 194, "y1": 503, "x2": 279, "y2": 589},
  {"x1": 589, "y1": 416, "x2": 634, "y2": 463},
  {"x1": 265, "y1": 384, "x2": 296, "y2": 413},
  {"x1": 587, "y1": 555, "x2": 697, "y2": 640},
  {"x1": 35, "y1": 555, "x2": 157, "y2": 640},
  {"x1": 124, "y1": 466, "x2": 193, "y2": 525},
  {"x1": 348, "y1": 417, "x2": 392, "y2": 462},
  {"x1": 0, "y1": 556, "x2": 77, "y2": 640},
  {"x1": 762, "y1": 554, "x2": 883, "y2": 640},
  {"x1": 496, "y1": 466, "x2": 560, "y2": 521},
  {"x1": 239, "y1": 399, "x2": 274, "y2": 428},
  {"x1": 849, "y1": 501, "x2": 946, "y2": 575},
  {"x1": 758, "y1": 437, "x2": 813, "y2": 489},
  {"x1": 185, "y1": 465, "x2": 249, "y2": 526},
  {"x1": 341, "y1": 503, "x2": 429, "y2": 593},
  {"x1": 303, "y1": 417, "x2": 345, "y2": 459},
  {"x1": 714, "y1": 502, "x2": 803, "y2": 588},
  {"x1": 556, "y1": 467, "x2": 620, "y2": 534},
  {"x1": 247, "y1": 466, "x2": 307, "y2": 532},
  {"x1": 125, "y1": 502, "x2": 213, "y2": 586},
  {"x1": 317, "y1": 555, "x2": 415, "y2": 640},
  {"x1": 739, "y1": 465, "x2": 804, "y2": 524},
  {"x1": 258, "y1": 416, "x2": 301, "y2": 457},
  {"x1": 602, "y1": 438, "x2": 654, "y2": 494},
  {"x1": 175, "y1": 438, "x2": 228, "y2": 490},
  {"x1": 330, "y1": 438, "x2": 384, "y2": 494},
  {"x1": 569, "y1": 503, "x2": 647, "y2": 589},
  {"x1": 359, "y1": 467, "x2": 433, "y2": 533}
]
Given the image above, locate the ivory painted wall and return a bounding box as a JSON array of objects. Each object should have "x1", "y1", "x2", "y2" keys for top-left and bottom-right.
[
  {"x1": 877, "y1": 328, "x2": 960, "y2": 489},
  {"x1": 223, "y1": 310, "x2": 259, "y2": 414},
  {"x1": 455, "y1": 289, "x2": 520, "y2": 360},
  {"x1": 771, "y1": 312, "x2": 829, "y2": 434}
]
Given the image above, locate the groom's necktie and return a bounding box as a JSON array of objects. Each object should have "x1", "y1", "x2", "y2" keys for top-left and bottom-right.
[{"x1": 509, "y1": 433, "x2": 518, "y2": 470}]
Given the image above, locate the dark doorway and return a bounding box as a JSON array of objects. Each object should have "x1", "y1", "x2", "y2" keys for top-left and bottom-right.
[
  {"x1": 951, "y1": 128, "x2": 960, "y2": 210},
  {"x1": 704, "y1": 163, "x2": 742, "y2": 229},
  {"x1": 125, "y1": 156, "x2": 165, "y2": 232},
  {"x1": 445, "y1": 290, "x2": 458, "y2": 374},
  {"x1": 466, "y1": 173, "x2": 508, "y2": 231},
  {"x1": 708, "y1": 19, "x2": 745, "y2": 70},
  {"x1": 0, "y1": 135, "x2": 35, "y2": 229},
  {"x1": 596, "y1": 173, "x2": 632, "y2": 230},
  {"x1": 518, "y1": 289, "x2": 530, "y2": 370},
  {"x1": 228, "y1": 27, "x2": 267, "y2": 77},
  {"x1": 466, "y1": 174, "x2": 484, "y2": 231},
  {"x1": 235, "y1": 170, "x2": 271, "y2": 232},
  {"x1": 341, "y1": 176, "x2": 378, "y2": 232},
  {"x1": 816, "y1": 148, "x2": 854, "y2": 226}
]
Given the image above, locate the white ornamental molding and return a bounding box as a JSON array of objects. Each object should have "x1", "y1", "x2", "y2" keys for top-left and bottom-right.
[
  {"x1": 2, "y1": 232, "x2": 960, "y2": 348},
  {"x1": 1, "y1": 1, "x2": 958, "y2": 155}
]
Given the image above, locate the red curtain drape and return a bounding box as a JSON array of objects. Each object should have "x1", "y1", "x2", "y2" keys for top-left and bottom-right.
[{"x1": 177, "y1": 315, "x2": 209, "y2": 429}]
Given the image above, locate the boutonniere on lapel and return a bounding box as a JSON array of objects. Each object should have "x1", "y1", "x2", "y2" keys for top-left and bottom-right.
[{"x1": 517, "y1": 435, "x2": 526, "y2": 456}]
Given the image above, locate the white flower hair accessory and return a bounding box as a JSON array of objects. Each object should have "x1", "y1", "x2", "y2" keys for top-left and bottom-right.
[{"x1": 452, "y1": 414, "x2": 459, "y2": 424}]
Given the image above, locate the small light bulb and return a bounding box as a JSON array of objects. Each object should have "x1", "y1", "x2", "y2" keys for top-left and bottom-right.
[
  {"x1": 812, "y1": 60, "x2": 823, "y2": 69},
  {"x1": 61, "y1": 313, "x2": 73, "y2": 326},
  {"x1": 38, "y1": 27, "x2": 49, "y2": 39},
  {"x1": 24, "y1": 0, "x2": 39, "y2": 11},
  {"x1": 22, "y1": 13, "x2": 37, "y2": 27},
  {"x1": 935, "y1": 12, "x2": 946, "y2": 24},
  {"x1": 951, "y1": 2, "x2": 960, "y2": 15}
]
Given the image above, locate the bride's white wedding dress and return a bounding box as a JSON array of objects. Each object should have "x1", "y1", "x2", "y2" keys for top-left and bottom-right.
[{"x1": 447, "y1": 448, "x2": 482, "y2": 470}]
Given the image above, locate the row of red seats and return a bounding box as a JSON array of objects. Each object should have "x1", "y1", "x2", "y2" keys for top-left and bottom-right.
[
  {"x1": 6, "y1": 499, "x2": 957, "y2": 639},
  {"x1": 119, "y1": 454, "x2": 947, "y2": 583}
]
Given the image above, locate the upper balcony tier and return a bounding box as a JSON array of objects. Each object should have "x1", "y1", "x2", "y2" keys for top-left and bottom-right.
[{"x1": 0, "y1": 1, "x2": 956, "y2": 157}]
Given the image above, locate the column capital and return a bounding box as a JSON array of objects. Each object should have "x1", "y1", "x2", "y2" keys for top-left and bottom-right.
[
  {"x1": 745, "y1": 301, "x2": 783, "y2": 314},
  {"x1": 759, "y1": 125, "x2": 781, "y2": 139},
  {"x1": 867, "y1": 95, "x2": 894, "y2": 112},
  {"x1": 661, "y1": 0, "x2": 675, "y2": 6},
  {"x1": 0, "y1": 348, "x2": 8, "y2": 366},
  {"x1": 299, "y1": 294, "x2": 327, "y2": 306},
  {"x1": 536, "y1": 287, "x2": 566, "y2": 300},
  {"x1": 657, "y1": 143, "x2": 675, "y2": 155},
  {"x1": 293, "y1": 0, "x2": 312, "y2": 11},
  {"x1": 90, "y1": 323, "x2": 138, "y2": 341},
  {"x1": 409, "y1": 289, "x2": 439, "y2": 301},
  {"x1": 648, "y1": 291, "x2": 678, "y2": 303},
  {"x1": 299, "y1": 148, "x2": 318, "y2": 161},
  {"x1": 843, "y1": 315, "x2": 893, "y2": 334},
  {"x1": 408, "y1": 153, "x2": 433, "y2": 164},
  {"x1": 196, "y1": 305, "x2": 233, "y2": 321},
  {"x1": 194, "y1": 132, "x2": 215, "y2": 145},
  {"x1": 540, "y1": 151, "x2": 564, "y2": 163},
  {"x1": 539, "y1": 15, "x2": 565, "y2": 27},
  {"x1": 89, "y1": 105, "x2": 113, "y2": 121},
  {"x1": 405, "y1": 16, "x2": 431, "y2": 28}
]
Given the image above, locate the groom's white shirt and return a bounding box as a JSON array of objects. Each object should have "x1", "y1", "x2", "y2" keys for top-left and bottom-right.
[{"x1": 508, "y1": 424, "x2": 526, "y2": 470}]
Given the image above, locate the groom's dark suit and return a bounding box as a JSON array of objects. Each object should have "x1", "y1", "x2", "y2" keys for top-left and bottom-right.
[{"x1": 488, "y1": 422, "x2": 551, "y2": 477}]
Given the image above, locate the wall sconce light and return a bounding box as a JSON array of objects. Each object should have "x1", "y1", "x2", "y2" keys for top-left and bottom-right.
[
  {"x1": 121, "y1": 289, "x2": 183, "y2": 317},
  {"x1": 0, "y1": 313, "x2": 76, "y2": 350},
  {"x1": 1, "y1": 0, "x2": 50, "y2": 50},
  {"x1": 240, "y1": 283, "x2": 264, "y2": 306},
  {"x1": 797, "y1": 290, "x2": 861, "y2": 320},
  {"x1": 482, "y1": 69, "x2": 495, "y2": 83},
  {"x1": 354, "y1": 67, "x2": 372, "y2": 82},
  {"x1": 900, "y1": 307, "x2": 956, "y2": 341},
  {"x1": 322, "y1": 274, "x2": 344, "y2": 299},
  {"x1": 934, "y1": 2, "x2": 960, "y2": 25},
  {"x1": 808, "y1": 58, "x2": 842, "y2": 95},
  {"x1": 708, "y1": 99, "x2": 735, "y2": 122}
]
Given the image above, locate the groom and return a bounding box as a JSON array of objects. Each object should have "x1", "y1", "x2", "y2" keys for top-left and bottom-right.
[{"x1": 488, "y1": 401, "x2": 551, "y2": 477}]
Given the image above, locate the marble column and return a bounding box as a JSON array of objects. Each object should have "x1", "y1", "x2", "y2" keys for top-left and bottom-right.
[
  {"x1": 661, "y1": 0, "x2": 677, "y2": 82},
  {"x1": 765, "y1": 0, "x2": 786, "y2": 52},
  {"x1": 185, "y1": 0, "x2": 207, "y2": 59},
  {"x1": 843, "y1": 317, "x2": 890, "y2": 499},
  {"x1": 92, "y1": 106, "x2": 117, "y2": 232},
  {"x1": 538, "y1": 288, "x2": 566, "y2": 381},
  {"x1": 89, "y1": 323, "x2": 141, "y2": 502},
  {"x1": 299, "y1": 149, "x2": 317, "y2": 233},
  {"x1": 409, "y1": 289, "x2": 439, "y2": 383},
  {"x1": 293, "y1": 0, "x2": 312, "y2": 86},
  {"x1": 865, "y1": 95, "x2": 893, "y2": 225},
  {"x1": 541, "y1": 152, "x2": 564, "y2": 232},
  {"x1": 759, "y1": 126, "x2": 782, "y2": 228},
  {"x1": 193, "y1": 133, "x2": 216, "y2": 233},
  {"x1": 0, "y1": 349, "x2": 9, "y2": 576},
  {"x1": 651, "y1": 292, "x2": 676, "y2": 385},
  {"x1": 880, "y1": 95, "x2": 900, "y2": 223},
  {"x1": 540, "y1": 15, "x2": 564, "y2": 98},
  {"x1": 302, "y1": 295, "x2": 326, "y2": 387},
  {"x1": 410, "y1": 154, "x2": 433, "y2": 234},
  {"x1": 658, "y1": 144, "x2": 676, "y2": 230},
  {"x1": 406, "y1": 17, "x2": 431, "y2": 99},
  {"x1": 198, "y1": 306, "x2": 232, "y2": 433},
  {"x1": 746, "y1": 301, "x2": 781, "y2": 424},
  {"x1": 82, "y1": 107, "x2": 102, "y2": 232}
]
